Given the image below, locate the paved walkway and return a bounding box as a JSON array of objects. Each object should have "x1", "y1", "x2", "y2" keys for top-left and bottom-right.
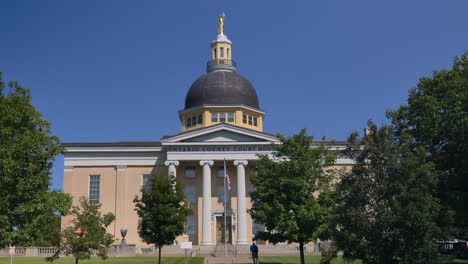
[{"x1": 204, "y1": 255, "x2": 252, "y2": 264}]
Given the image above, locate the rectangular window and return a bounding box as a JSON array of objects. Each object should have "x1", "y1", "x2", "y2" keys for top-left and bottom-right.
[
  {"x1": 185, "y1": 166, "x2": 196, "y2": 179},
  {"x1": 142, "y1": 174, "x2": 152, "y2": 191},
  {"x1": 187, "y1": 117, "x2": 192, "y2": 127},
  {"x1": 219, "y1": 112, "x2": 226, "y2": 123},
  {"x1": 211, "y1": 112, "x2": 218, "y2": 122},
  {"x1": 242, "y1": 114, "x2": 247, "y2": 124},
  {"x1": 185, "y1": 186, "x2": 197, "y2": 204},
  {"x1": 220, "y1": 47, "x2": 224, "y2": 58},
  {"x1": 253, "y1": 116, "x2": 258, "y2": 126},
  {"x1": 89, "y1": 175, "x2": 100, "y2": 204},
  {"x1": 217, "y1": 167, "x2": 225, "y2": 178},
  {"x1": 197, "y1": 114, "x2": 203, "y2": 125},
  {"x1": 248, "y1": 115, "x2": 253, "y2": 125},
  {"x1": 228, "y1": 112, "x2": 234, "y2": 122},
  {"x1": 191, "y1": 116, "x2": 197, "y2": 126}
]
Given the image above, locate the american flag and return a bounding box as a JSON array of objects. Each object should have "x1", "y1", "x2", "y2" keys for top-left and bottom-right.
[{"x1": 224, "y1": 159, "x2": 231, "y2": 191}]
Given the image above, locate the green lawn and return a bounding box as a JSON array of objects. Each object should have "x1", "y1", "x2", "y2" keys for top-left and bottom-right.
[
  {"x1": 259, "y1": 256, "x2": 468, "y2": 264},
  {"x1": 258, "y1": 256, "x2": 468, "y2": 264},
  {"x1": 0, "y1": 256, "x2": 203, "y2": 264},
  {"x1": 259, "y1": 256, "x2": 361, "y2": 264},
  {"x1": 1, "y1": 256, "x2": 467, "y2": 264}
]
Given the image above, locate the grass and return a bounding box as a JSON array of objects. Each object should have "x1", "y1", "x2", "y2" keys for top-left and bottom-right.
[
  {"x1": 0, "y1": 256, "x2": 203, "y2": 264},
  {"x1": 1, "y1": 256, "x2": 467, "y2": 264},
  {"x1": 259, "y1": 256, "x2": 361, "y2": 264},
  {"x1": 259, "y1": 256, "x2": 468, "y2": 264}
]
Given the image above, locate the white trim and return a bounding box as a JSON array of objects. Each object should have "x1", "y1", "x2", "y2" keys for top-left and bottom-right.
[
  {"x1": 65, "y1": 147, "x2": 162, "y2": 153},
  {"x1": 165, "y1": 141, "x2": 273, "y2": 146},
  {"x1": 162, "y1": 124, "x2": 279, "y2": 143},
  {"x1": 116, "y1": 165, "x2": 126, "y2": 172}
]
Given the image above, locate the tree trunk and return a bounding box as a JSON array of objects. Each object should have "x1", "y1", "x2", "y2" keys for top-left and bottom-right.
[
  {"x1": 158, "y1": 244, "x2": 162, "y2": 264},
  {"x1": 75, "y1": 257, "x2": 79, "y2": 264},
  {"x1": 299, "y1": 242, "x2": 305, "y2": 264}
]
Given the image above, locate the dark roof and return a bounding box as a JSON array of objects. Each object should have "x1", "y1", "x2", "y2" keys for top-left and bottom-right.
[
  {"x1": 185, "y1": 71, "x2": 259, "y2": 109},
  {"x1": 62, "y1": 141, "x2": 162, "y2": 148}
]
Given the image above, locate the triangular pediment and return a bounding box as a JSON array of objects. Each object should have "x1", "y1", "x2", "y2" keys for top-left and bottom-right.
[{"x1": 161, "y1": 124, "x2": 279, "y2": 144}]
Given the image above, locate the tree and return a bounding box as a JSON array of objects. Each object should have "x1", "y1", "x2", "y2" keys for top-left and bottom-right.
[
  {"x1": 331, "y1": 122, "x2": 442, "y2": 264},
  {"x1": 249, "y1": 129, "x2": 337, "y2": 264},
  {"x1": 133, "y1": 174, "x2": 192, "y2": 264},
  {"x1": 0, "y1": 72, "x2": 71, "y2": 247},
  {"x1": 388, "y1": 53, "x2": 468, "y2": 239},
  {"x1": 46, "y1": 197, "x2": 115, "y2": 264}
]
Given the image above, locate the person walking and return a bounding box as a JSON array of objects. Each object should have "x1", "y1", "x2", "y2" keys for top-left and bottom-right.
[{"x1": 250, "y1": 242, "x2": 259, "y2": 264}]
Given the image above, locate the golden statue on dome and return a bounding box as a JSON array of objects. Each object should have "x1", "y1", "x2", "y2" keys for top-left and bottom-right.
[{"x1": 218, "y1": 13, "x2": 225, "y2": 35}]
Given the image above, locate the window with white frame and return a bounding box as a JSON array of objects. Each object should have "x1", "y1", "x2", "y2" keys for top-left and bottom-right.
[
  {"x1": 228, "y1": 112, "x2": 235, "y2": 122},
  {"x1": 89, "y1": 175, "x2": 100, "y2": 204},
  {"x1": 211, "y1": 112, "x2": 218, "y2": 122}
]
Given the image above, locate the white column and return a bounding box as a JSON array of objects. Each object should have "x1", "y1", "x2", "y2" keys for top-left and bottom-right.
[
  {"x1": 165, "y1": 160, "x2": 179, "y2": 178},
  {"x1": 234, "y1": 160, "x2": 248, "y2": 245},
  {"x1": 200, "y1": 160, "x2": 214, "y2": 245}
]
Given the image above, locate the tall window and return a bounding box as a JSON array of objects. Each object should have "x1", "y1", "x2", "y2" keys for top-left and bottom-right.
[
  {"x1": 219, "y1": 112, "x2": 226, "y2": 123},
  {"x1": 248, "y1": 115, "x2": 253, "y2": 125},
  {"x1": 185, "y1": 186, "x2": 197, "y2": 204},
  {"x1": 186, "y1": 117, "x2": 192, "y2": 127},
  {"x1": 220, "y1": 47, "x2": 224, "y2": 58},
  {"x1": 186, "y1": 215, "x2": 197, "y2": 238},
  {"x1": 242, "y1": 114, "x2": 247, "y2": 124},
  {"x1": 211, "y1": 112, "x2": 218, "y2": 122},
  {"x1": 253, "y1": 116, "x2": 258, "y2": 126},
  {"x1": 89, "y1": 175, "x2": 100, "y2": 204},
  {"x1": 228, "y1": 112, "x2": 234, "y2": 122},
  {"x1": 142, "y1": 174, "x2": 152, "y2": 191}
]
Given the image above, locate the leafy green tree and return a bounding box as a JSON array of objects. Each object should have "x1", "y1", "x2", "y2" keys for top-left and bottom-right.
[
  {"x1": 47, "y1": 197, "x2": 115, "y2": 264},
  {"x1": 388, "y1": 53, "x2": 468, "y2": 239},
  {"x1": 0, "y1": 72, "x2": 71, "y2": 247},
  {"x1": 249, "y1": 129, "x2": 337, "y2": 264},
  {"x1": 30, "y1": 213, "x2": 62, "y2": 247},
  {"x1": 331, "y1": 122, "x2": 441, "y2": 264},
  {"x1": 133, "y1": 174, "x2": 192, "y2": 264}
]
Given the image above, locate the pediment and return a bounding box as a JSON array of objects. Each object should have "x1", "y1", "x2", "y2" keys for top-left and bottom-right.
[{"x1": 161, "y1": 124, "x2": 279, "y2": 144}]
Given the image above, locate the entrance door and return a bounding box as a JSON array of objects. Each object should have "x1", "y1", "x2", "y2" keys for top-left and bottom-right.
[{"x1": 216, "y1": 215, "x2": 232, "y2": 244}]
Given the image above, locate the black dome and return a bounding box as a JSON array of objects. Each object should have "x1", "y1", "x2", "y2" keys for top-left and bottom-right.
[{"x1": 185, "y1": 71, "x2": 259, "y2": 109}]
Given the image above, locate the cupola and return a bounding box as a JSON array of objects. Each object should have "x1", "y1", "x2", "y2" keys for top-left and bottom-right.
[{"x1": 179, "y1": 13, "x2": 265, "y2": 132}]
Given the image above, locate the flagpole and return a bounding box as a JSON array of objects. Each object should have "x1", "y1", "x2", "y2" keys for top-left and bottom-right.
[{"x1": 224, "y1": 158, "x2": 227, "y2": 256}]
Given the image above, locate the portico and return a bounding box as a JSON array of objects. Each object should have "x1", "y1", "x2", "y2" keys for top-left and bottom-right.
[{"x1": 161, "y1": 123, "x2": 279, "y2": 245}]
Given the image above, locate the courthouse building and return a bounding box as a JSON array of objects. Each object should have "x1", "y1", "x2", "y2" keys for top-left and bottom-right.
[{"x1": 62, "y1": 17, "x2": 352, "y2": 247}]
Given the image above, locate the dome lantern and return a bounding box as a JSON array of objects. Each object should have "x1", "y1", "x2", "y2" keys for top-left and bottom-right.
[
  {"x1": 179, "y1": 14, "x2": 265, "y2": 132},
  {"x1": 208, "y1": 13, "x2": 236, "y2": 73}
]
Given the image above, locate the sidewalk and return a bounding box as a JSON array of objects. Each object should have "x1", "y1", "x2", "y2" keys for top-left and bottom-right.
[{"x1": 204, "y1": 255, "x2": 252, "y2": 264}]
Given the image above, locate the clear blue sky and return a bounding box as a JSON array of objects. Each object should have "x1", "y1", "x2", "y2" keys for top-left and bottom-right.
[{"x1": 1, "y1": 1, "x2": 467, "y2": 190}]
